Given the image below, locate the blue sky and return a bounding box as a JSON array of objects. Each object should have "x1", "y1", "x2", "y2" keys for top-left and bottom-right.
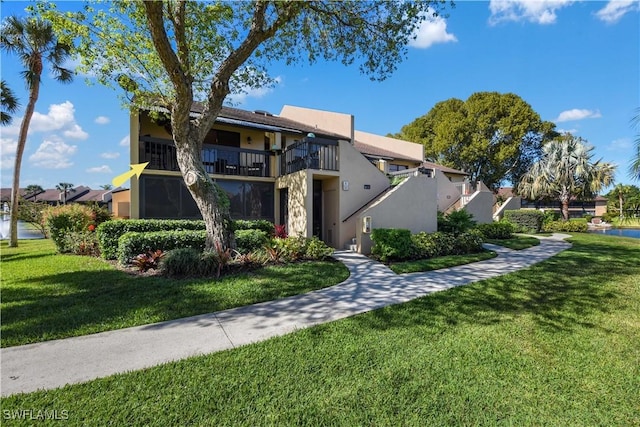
[{"x1": 1, "y1": 0, "x2": 638, "y2": 191}]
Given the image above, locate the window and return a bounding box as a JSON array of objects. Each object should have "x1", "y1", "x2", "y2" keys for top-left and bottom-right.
[{"x1": 388, "y1": 164, "x2": 408, "y2": 172}]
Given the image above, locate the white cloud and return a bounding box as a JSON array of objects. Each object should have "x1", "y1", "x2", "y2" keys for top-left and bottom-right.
[
  {"x1": 5, "y1": 101, "x2": 89, "y2": 141},
  {"x1": 94, "y1": 116, "x2": 110, "y2": 125},
  {"x1": 555, "y1": 108, "x2": 602, "y2": 122},
  {"x1": 488, "y1": 0, "x2": 575, "y2": 25},
  {"x1": 119, "y1": 135, "x2": 130, "y2": 147},
  {"x1": 29, "y1": 138, "x2": 77, "y2": 169},
  {"x1": 595, "y1": 0, "x2": 638, "y2": 24},
  {"x1": 606, "y1": 137, "x2": 632, "y2": 151},
  {"x1": 100, "y1": 151, "x2": 120, "y2": 159},
  {"x1": 556, "y1": 128, "x2": 578, "y2": 135},
  {"x1": 0, "y1": 137, "x2": 17, "y2": 170},
  {"x1": 409, "y1": 9, "x2": 457, "y2": 48},
  {"x1": 86, "y1": 165, "x2": 112, "y2": 173}
]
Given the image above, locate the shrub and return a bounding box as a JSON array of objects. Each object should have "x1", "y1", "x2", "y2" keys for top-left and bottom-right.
[
  {"x1": 303, "y1": 237, "x2": 334, "y2": 260},
  {"x1": 542, "y1": 210, "x2": 560, "y2": 225},
  {"x1": 43, "y1": 204, "x2": 95, "y2": 253},
  {"x1": 274, "y1": 224, "x2": 287, "y2": 239},
  {"x1": 273, "y1": 235, "x2": 308, "y2": 262},
  {"x1": 17, "y1": 199, "x2": 49, "y2": 237},
  {"x1": 371, "y1": 228, "x2": 412, "y2": 262},
  {"x1": 63, "y1": 231, "x2": 100, "y2": 256},
  {"x1": 232, "y1": 219, "x2": 274, "y2": 236},
  {"x1": 475, "y1": 222, "x2": 514, "y2": 239},
  {"x1": 438, "y1": 209, "x2": 476, "y2": 235},
  {"x1": 411, "y1": 232, "x2": 439, "y2": 259},
  {"x1": 428, "y1": 232, "x2": 456, "y2": 257},
  {"x1": 160, "y1": 248, "x2": 202, "y2": 278},
  {"x1": 583, "y1": 214, "x2": 593, "y2": 223},
  {"x1": 453, "y1": 230, "x2": 485, "y2": 254},
  {"x1": 131, "y1": 250, "x2": 165, "y2": 272},
  {"x1": 117, "y1": 230, "x2": 206, "y2": 265},
  {"x1": 98, "y1": 219, "x2": 205, "y2": 260},
  {"x1": 235, "y1": 229, "x2": 269, "y2": 254},
  {"x1": 503, "y1": 210, "x2": 544, "y2": 233},
  {"x1": 543, "y1": 220, "x2": 588, "y2": 233}
]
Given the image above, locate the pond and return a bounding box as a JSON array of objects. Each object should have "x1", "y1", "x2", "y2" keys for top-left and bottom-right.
[
  {"x1": 588, "y1": 228, "x2": 640, "y2": 239},
  {"x1": 0, "y1": 217, "x2": 46, "y2": 240}
]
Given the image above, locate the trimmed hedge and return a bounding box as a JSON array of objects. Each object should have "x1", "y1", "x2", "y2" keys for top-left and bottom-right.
[
  {"x1": 371, "y1": 228, "x2": 413, "y2": 262},
  {"x1": 117, "y1": 230, "x2": 206, "y2": 265},
  {"x1": 232, "y1": 219, "x2": 275, "y2": 236},
  {"x1": 543, "y1": 220, "x2": 588, "y2": 233},
  {"x1": 98, "y1": 219, "x2": 205, "y2": 259},
  {"x1": 503, "y1": 210, "x2": 544, "y2": 233},
  {"x1": 235, "y1": 229, "x2": 269, "y2": 254},
  {"x1": 475, "y1": 222, "x2": 514, "y2": 239}
]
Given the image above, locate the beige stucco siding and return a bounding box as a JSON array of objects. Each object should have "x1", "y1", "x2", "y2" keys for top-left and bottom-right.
[
  {"x1": 280, "y1": 105, "x2": 353, "y2": 141},
  {"x1": 357, "y1": 175, "x2": 438, "y2": 254},
  {"x1": 435, "y1": 169, "x2": 460, "y2": 212},
  {"x1": 354, "y1": 130, "x2": 423, "y2": 162},
  {"x1": 461, "y1": 191, "x2": 495, "y2": 224},
  {"x1": 276, "y1": 170, "x2": 310, "y2": 237}
]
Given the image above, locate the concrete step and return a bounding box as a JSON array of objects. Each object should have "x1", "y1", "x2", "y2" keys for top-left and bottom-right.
[{"x1": 343, "y1": 237, "x2": 357, "y2": 251}]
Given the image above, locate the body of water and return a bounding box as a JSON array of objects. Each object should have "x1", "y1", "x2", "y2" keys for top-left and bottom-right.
[
  {"x1": 588, "y1": 228, "x2": 640, "y2": 239},
  {"x1": 0, "y1": 217, "x2": 46, "y2": 240}
]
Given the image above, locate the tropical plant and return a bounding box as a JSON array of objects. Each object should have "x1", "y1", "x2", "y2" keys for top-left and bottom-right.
[
  {"x1": 42, "y1": 1, "x2": 451, "y2": 252},
  {"x1": 56, "y1": 182, "x2": 75, "y2": 204},
  {"x1": 100, "y1": 184, "x2": 113, "y2": 190},
  {"x1": 1, "y1": 16, "x2": 73, "y2": 247},
  {"x1": 605, "y1": 184, "x2": 640, "y2": 218},
  {"x1": 24, "y1": 184, "x2": 44, "y2": 199},
  {"x1": 0, "y1": 79, "x2": 19, "y2": 125},
  {"x1": 517, "y1": 134, "x2": 616, "y2": 221}
]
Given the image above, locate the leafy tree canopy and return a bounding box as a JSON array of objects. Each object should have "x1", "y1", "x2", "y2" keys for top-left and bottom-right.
[
  {"x1": 392, "y1": 92, "x2": 557, "y2": 191},
  {"x1": 35, "y1": 0, "x2": 452, "y2": 250}
]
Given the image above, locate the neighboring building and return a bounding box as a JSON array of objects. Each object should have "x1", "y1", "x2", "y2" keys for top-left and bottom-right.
[
  {"x1": 1, "y1": 186, "x2": 114, "y2": 207},
  {"x1": 497, "y1": 187, "x2": 607, "y2": 218},
  {"x1": 129, "y1": 104, "x2": 494, "y2": 253}
]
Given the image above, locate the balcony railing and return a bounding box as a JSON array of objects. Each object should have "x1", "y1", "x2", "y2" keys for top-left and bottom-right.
[
  {"x1": 140, "y1": 136, "x2": 273, "y2": 178},
  {"x1": 280, "y1": 137, "x2": 339, "y2": 175}
]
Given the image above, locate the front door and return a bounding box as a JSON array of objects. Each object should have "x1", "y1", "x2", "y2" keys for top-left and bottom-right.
[{"x1": 312, "y1": 180, "x2": 322, "y2": 239}]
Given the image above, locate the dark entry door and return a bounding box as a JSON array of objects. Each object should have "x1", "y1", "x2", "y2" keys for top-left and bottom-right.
[{"x1": 312, "y1": 180, "x2": 322, "y2": 238}]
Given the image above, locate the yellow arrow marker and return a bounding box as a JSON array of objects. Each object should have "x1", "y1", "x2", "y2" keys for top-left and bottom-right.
[{"x1": 111, "y1": 162, "x2": 149, "y2": 188}]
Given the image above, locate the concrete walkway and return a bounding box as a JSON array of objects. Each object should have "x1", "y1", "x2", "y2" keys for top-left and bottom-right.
[{"x1": 0, "y1": 234, "x2": 571, "y2": 396}]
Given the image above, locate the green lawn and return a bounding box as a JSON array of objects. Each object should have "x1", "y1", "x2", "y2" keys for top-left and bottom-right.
[
  {"x1": 0, "y1": 239, "x2": 349, "y2": 347},
  {"x1": 389, "y1": 250, "x2": 497, "y2": 274},
  {"x1": 2, "y1": 234, "x2": 638, "y2": 425},
  {"x1": 485, "y1": 235, "x2": 541, "y2": 250}
]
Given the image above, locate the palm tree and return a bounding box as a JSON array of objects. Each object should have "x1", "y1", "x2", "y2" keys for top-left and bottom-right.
[
  {"x1": 56, "y1": 182, "x2": 75, "y2": 205},
  {"x1": 24, "y1": 184, "x2": 44, "y2": 200},
  {"x1": 1, "y1": 16, "x2": 73, "y2": 247},
  {"x1": 99, "y1": 184, "x2": 113, "y2": 190},
  {"x1": 1, "y1": 79, "x2": 19, "y2": 125},
  {"x1": 518, "y1": 134, "x2": 616, "y2": 221},
  {"x1": 609, "y1": 183, "x2": 632, "y2": 218}
]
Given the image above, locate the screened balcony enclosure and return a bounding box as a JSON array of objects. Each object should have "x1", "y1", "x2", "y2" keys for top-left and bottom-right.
[{"x1": 280, "y1": 137, "x2": 339, "y2": 175}]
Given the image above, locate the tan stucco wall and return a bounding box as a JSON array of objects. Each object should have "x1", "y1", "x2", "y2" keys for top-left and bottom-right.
[
  {"x1": 354, "y1": 130, "x2": 424, "y2": 163},
  {"x1": 337, "y1": 140, "x2": 391, "y2": 249},
  {"x1": 357, "y1": 175, "x2": 438, "y2": 254},
  {"x1": 595, "y1": 200, "x2": 607, "y2": 217},
  {"x1": 280, "y1": 105, "x2": 353, "y2": 141},
  {"x1": 435, "y1": 169, "x2": 461, "y2": 212},
  {"x1": 130, "y1": 112, "x2": 141, "y2": 218},
  {"x1": 111, "y1": 190, "x2": 131, "y2": 219},
  {"x1": 461, "y1": 191, "x2": 495, "y2": 224}
]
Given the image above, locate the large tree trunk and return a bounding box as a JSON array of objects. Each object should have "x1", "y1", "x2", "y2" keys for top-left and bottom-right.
[
  {"x1": 174, "y1": 133, "x2": 232, "y2": 250},
  {"x1": 561, "y1": 199, "x2": 570, "y2": 221},
  {"x1": 9, "y1": 80, "x2": 40, "y2": 247}
]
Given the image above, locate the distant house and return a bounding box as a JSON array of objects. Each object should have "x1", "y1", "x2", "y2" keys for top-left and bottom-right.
[
  {"x1": 126, "y1": 103, "x2": 496, "y2": 253},
  {"x1": 496, "y1": 187, "x2": 608, "y2": 218},
  {"x1": 1, "y1": 186, "x2": 117, "y2": 212}
]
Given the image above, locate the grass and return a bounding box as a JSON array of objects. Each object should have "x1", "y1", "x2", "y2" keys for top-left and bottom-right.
[
  {"x1": 389, "y1": 250, "x2": 497, "y2": 274},
  {"x1": 0, "y1": 239, "x2": 349, "y2": 347},
  {"x1": 2, "y1": 234, "x2": 638, "y2": 425},
  {"x1": 485, "y1": 235, "x2": 541, "y2": 250}
]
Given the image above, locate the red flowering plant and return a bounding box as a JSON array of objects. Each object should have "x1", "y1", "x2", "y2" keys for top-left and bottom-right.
[{"x1": 88, "y1": 224, "x2": 96, "y2": 232}]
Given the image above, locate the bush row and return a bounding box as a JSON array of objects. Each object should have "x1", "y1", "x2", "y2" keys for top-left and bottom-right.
[
  {"x1": 98, "y1": 219, "x2": 278, "y2": 260},
  {"x1": 475, "y1": 222, "x2": 514, "y2": 239},
  {"x1": 542, "y1": 220, "x2": 588, "y2": 233},
  {"x1": 371, "y1": 228, "x2": 485, "y2": 262},
  {"x1": 117, "y1": 230, "x2": 207, "y2": 265},
  {"x1": 503, "y1": 210, "x2": 544, "y2": 233}
]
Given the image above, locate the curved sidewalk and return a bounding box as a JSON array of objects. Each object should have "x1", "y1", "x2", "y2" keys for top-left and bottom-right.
[{"x1": 0, "y1": 235, "x2": 571, "y2": 396}]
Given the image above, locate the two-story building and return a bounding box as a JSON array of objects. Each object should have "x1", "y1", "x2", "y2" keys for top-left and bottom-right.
[{"x1": 128, "y1": 104, "x2": 494, "y2": 253}]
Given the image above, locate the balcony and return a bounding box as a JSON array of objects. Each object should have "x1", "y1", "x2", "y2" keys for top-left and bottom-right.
[
  {"x1": 280, "y1": 137, "x2": 339, "y2": 175},
  {"x1": 139, "y1": 136, "x2": 273, "y2": 178}
]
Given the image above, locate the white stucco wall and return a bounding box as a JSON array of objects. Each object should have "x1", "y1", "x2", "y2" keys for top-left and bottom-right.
[
  {"x1": 354, "y1": 130, "x2": 424, "y2": 162},
  {"x1": 461, "y1": 191, "x2": 495, "y2": 224},
  {"x1": 435, "y1": 169, "x2": 461, "y2": 212},
  {"x1": 357, "y1": 175, "x2": 438, "y2": 254},
  {"x1": 493, "y1": 196, "x2": 522, "y2": 221}
]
